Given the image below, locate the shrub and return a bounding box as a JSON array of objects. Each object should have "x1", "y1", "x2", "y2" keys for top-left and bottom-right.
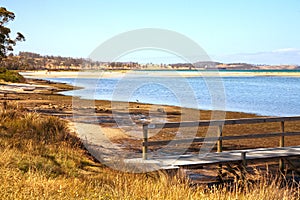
[{"x1": 0, "y1": 67, "x2": 25, "y2": 82}]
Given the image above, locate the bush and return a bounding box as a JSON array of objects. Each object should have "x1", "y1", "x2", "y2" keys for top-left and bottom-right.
[
  {"x1": 0, "y1": 68, "x2": 25, "y2": 82},
  {"x1": 0, "y1": 102, "x2": 77, "y2": 146}
]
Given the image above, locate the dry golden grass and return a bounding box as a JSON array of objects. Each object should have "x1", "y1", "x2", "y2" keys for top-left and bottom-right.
[{"x1": 0, "y1": 102, "x2": 299, "y2": 199}]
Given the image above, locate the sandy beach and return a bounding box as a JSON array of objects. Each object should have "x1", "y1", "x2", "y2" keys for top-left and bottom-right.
[{"x1": 20, "y1": 70, "x2": 300, "y2": 79}]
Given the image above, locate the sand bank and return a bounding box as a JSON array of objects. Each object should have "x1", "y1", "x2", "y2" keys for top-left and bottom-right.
[
  {"x1": 20, "y1": 70, "x2": 300, "y2": 79},
  {"x1": 0, "y1": 82, "x2": 56, "y2": 94}
]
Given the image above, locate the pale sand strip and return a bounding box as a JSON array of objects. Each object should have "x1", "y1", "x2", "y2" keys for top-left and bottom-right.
[
  {"x1": 0, "y1": 82, "x2": 56, "y2": 93},
  {"x1": 20, "y1": 70, "x2": 300, "y2": 79}
]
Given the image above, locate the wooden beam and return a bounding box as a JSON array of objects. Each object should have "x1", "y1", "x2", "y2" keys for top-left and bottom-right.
[
  {"x1": 147, "y1": 116, "x2": 300, "y2": 129},
  {"x1": 142, "y1": 131, "x2": 300, "y2": 147}
]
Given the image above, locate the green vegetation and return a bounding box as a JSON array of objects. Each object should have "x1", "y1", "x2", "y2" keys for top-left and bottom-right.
[
  {"x1": 0, "y1": 68, "x2": 25, "y2": 82},
  {"x1": 0, "y1": 102, "x2": 299, "y2": 199},
  {"x1": 0, "y1": 7, "x2": 25, "y2": 59},
  {"x1": 0, "y1": 7, "x2": 25, "y2": 83}
]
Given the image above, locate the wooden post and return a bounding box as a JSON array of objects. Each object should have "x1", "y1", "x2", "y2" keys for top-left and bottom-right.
[
  {"x1": 3, "y1": 93, "x2": 7, "y2": 109},
  {"x1": 217, "y1": 125, "x2": 223, "y2": 153},
  {"x1": 241, "y1": 152, "x2": 247, "y2": 168},
  {"x1": 217, "y1": 125, "x2": 223, "y2": 179},
  {"x1": 279, "y1": 120, "x2": 285, "y2": 172},
  {"x1": 241, "y1": 152, "x2": 247, "y2": 182},
  {"x1": 142, "y1": 124, "x2": 148, "y2": 160},
  {"x1": 3, "y1": 100, "x2": 7, "y2": 109},
  {"x1": 279, "y1": 121, "x2": 285, "y2": 147}
]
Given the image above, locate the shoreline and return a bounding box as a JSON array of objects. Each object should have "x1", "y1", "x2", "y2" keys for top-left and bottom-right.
[
  {"x1": 20, "y1": 70, "x2": 300, "y2": 79},
  {"x1": 11, "y1": 78, "x2": 300, "y2": 149},
  {"x1": 0, "y1": 76, "x2": 262, "y2": 119},
  {"x1": 0, "y1": 77, "x2": 265, "y2": 142},
  {"x1": 21, "y1": 70, "x2": 300, "y2": 117},
  {"x1": 19, "y1": 71, "x2": 293, "y2": 117},
  {"x1": 4, "y1": 77, "x2": 286, "y2": 153}
]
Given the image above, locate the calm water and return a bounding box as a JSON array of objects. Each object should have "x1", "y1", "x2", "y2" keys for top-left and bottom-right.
[{"x1": 47, "y1": 75, "x2": 300, "y2": 117}]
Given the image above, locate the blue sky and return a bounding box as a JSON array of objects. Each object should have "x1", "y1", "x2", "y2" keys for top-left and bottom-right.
[{"x1": 2, "y1": 0, "x2": 300, "y2": 64}]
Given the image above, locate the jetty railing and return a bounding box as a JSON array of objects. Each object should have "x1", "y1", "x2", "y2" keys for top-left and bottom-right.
[{"x1": 142, "y1": 116, "x2": 300, "y2": 171}]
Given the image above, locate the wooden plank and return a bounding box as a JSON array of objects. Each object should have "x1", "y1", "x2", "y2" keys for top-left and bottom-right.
[
  {"x1": 144, "y1": 138, "x2": 203, "y2": 146},
  {"x1": 222, "y1": 131, "x2": 300, "y2": 140},
  {"x1": 147, "y1": 116, "x2": 300, "y2": 129},
  {"x1": 171, "y1": 146, "x2": 300, "y2": 168},
  {"x1": 142, "y1": 131, "x2": 300, "y2": 147},
  {"x1": 125, "y1": 146, "x2": 300, "y2": 170}
]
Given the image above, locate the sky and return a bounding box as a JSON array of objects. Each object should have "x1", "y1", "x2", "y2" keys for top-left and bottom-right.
[{"x1": 2, "y1": 0, "x2": 300, "y2": 65}]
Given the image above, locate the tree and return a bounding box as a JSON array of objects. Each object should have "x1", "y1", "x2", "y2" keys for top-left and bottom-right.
[{"x1": 0, "y1": 7, "x2": 25, "y2": 60}]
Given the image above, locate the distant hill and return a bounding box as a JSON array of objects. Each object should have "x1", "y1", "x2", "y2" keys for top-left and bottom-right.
[
  {"x1": 172, "y1": 61, "x2": 299, "y2": 70},
  {"x1": 0, "y1": 52, "x2": 139, "y2": 70},
  {"x1": 0, "y1": 51, "x2": 299, "y2": 71}
]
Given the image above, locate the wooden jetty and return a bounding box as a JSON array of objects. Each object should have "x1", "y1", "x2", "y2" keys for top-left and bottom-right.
[{"x1": 125, "y1": 116, "x2": 300, "y2": 176}]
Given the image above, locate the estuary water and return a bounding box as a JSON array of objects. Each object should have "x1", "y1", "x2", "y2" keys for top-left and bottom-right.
[{"x1": 47, "y1": 75, "x2": 300, "y2": 117}]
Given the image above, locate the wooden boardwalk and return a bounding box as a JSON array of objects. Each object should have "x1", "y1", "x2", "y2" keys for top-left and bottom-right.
[
  {"x1": 125, "y1": 146, "x2": 300, "y2": 170},
  {"x1": 125, "y1": 116, "x2": 300, "y2": 173}
]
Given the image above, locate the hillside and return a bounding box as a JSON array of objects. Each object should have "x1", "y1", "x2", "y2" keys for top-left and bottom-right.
[{"x1": 0, "y1": 52, "x2": 299, "y2": 71}]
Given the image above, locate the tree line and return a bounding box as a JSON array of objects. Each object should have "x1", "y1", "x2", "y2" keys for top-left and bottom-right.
[{"x1": 1, "y1": 51, "x2": 140, "y2": 70}]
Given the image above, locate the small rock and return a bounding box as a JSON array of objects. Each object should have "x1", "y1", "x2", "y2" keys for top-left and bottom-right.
[{"x1": 157, "y1": 108, "x2": 165, "y2": 113}]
